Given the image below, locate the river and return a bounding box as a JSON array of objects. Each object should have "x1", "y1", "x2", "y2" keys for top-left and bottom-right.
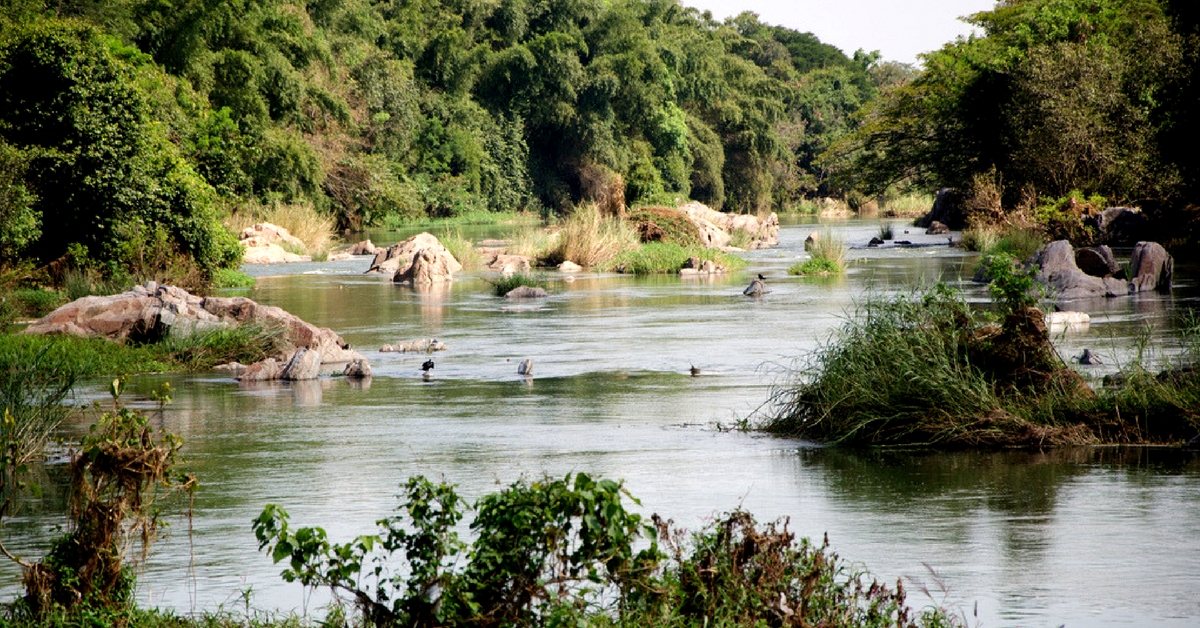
[{"x1": 3, "y1": 219, "x2": 1199, "y2": 627}]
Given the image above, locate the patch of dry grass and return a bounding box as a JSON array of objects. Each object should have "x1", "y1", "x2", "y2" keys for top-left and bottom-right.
[
  {"x1": 545, "y1": 203, "x2": 640, "y2": 267},
  {"x1": 226, "y1": 201, "x2": 336, "y2": 258}
]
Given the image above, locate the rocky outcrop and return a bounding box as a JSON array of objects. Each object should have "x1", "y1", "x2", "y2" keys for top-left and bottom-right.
[
  {"x1": 240, "y1": 222, "x2": 310, "y2": 264},
  {"x1": 1030, "y1": 240, "x2": 1173, "y2": 300},
  {"x1": 367, "y1": 233, "x2": 462, "y2": 277},
  {"x1": 381, "y1": 339, "x2": 447, "y2": 352},
  {"x1": 485, "y1": 253, "x2": 532, "y2": 274},
  {"x1": 915, "y1": 188, "x2": 966, "y2": 230},
  {"x1": 1129, "y1": 241, "x2": 1173, "y2": 293},
  {"x1": 347, "y1": 240, "x2": 379, "y2": 256},
  {"x1": 1031, "y1": 241, "x2": 1130, "y2": 300},
  {"x1": 677, "y1": 202, "x2": 779, "y2": 249},
  {"x1": 343, "y1": 358, "x2": 372, "y2": 378},
  {"x1": 558, "y1": 261, "x2": 582, "y2": 273},
  {"x1": 925, "y1": 221, "x2": 950, "y2": 235},
  {"x1": 395, "y1": 247, "x2": 459, "y2": 284},
  {"x1": 679, "y1": 257, "x2": 725, "y2": 276},
  {"x1": 804, "y1": 232, "x2": 820, "y2": 251},
  {"x1": 23, "y1": 282, "x2": 368, "y2": 379}
]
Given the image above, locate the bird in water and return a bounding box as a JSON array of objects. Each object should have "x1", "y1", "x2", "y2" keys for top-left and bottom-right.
[
  {"x1": 689, "y1": 364, "x2": 701, "y2": 377},
  {"x1": 517, "y1": 359, "x2": 533, "y2": 376},
  {"x1": 743, "y1": 273, "x2": 767, "y2": 296},
  {"x1": 421, "y1": 359, "x2": 435, "y2": 372}
]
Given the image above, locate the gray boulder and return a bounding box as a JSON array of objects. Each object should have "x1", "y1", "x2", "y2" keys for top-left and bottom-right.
[
  {"x1": 1075, "y1": 246, "x2": 1121, "y2": 278},
  {"x1": 925, "y1": 221, "x2": 950, "y2": 235},
  {"x1": 280, "y1": 348, "x2": 322, "y2": 381},
  {"x1": 1031, "y1": 240, "x2": 1130, "y2": 300},
  {"x1": 505, "y1": 285, "x2": 548, "y2": 299},
  {"x1": 1086, "y1": 207, "x2": 1148, "y2": 246},
  {"x1": 1129, "y1": 241, "x2": 1173, "y2": 293},
  {"x1": 915, "y1": 188, "x2": 966, "y2": 230}
]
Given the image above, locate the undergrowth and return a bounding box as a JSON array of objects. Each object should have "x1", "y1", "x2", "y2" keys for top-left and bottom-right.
[{"x1": 602, "y1": 242, "x2": 746, "y2": 275}]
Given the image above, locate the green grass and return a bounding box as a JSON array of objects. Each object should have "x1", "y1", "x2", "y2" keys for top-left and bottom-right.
[
  {"x1": 438, "y1": 229, "x2": 483, "y2": 271},
  {"x1": 489, "y1": 272, "x2": 545, "y2": 296},
  {"x1": 382, "y1": 209, "x2": 541, "y2": 231},
  {"x1": 601, "y1": 242, "x2": 747, "y2": 275},
  {"x1": 0, "y1": 326, "x2": 280, "y2": 376},
  {"x1": 210, "y1": 268, "x2": 256, "y2": 289},
  {"x1": 788, "y1": 257, "x2": 844, "y2": 275}
]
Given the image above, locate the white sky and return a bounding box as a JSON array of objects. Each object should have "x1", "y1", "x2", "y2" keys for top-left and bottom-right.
[{"x1": 680, "y1": 0, "x2": 999, "y2": 66}]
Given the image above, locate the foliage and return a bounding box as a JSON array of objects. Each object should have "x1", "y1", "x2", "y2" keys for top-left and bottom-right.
[
  {"x1": 437, "y1": 231, "x2": 482, "y2": 272},
  {"x1": 0, "y1": 20, "x2": 241, "y2": 280},
  {"x1": 254, "y1": 473, "x2": 659, "y2": 627},
  {"x1": 602, "y1": 242, "x2": 746, "y2": 275},
  {"x1": 789, "y1": 258, "x2": 844, "y2": 275},
  {"x1": 829, "y1": 0, "x2": 1191, "y2": 214},
  {"x1": 20, "y1": 381, "x2": 193, "y2": 617},
  {"x1": 0, "y1": 344, "x2": 76, "y2": 565},
  {"x1": 982, "y1": 253, "x2": 1043, "y2": 315},
  {"x1": 490, "y1": 273, "x2": 546, "y2": 297},
  {"x1": 210, "y1": 268, "x2": 256, "y2": 290}
]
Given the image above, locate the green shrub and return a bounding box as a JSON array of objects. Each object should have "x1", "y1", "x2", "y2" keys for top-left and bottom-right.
[
  {"x1": 602, "y1": 242, "x2": 746, "y2": 275},
  {"x1": 789, "y1": 257, "x2": 844, "y2": 275},
  {"x1": 489, "y1": 272, "x2": 544, "y2": 296},
  {"x1": 211, "y1": 268, "x2": 256, "y2": 289},
  {"x1": 626, "y1": 207, "x2": 703, "y2": 247}
]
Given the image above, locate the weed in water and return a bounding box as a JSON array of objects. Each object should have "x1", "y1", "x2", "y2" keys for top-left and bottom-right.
[
  {"x1": 438, "y1": 229, "x2": 482, "y2": 271},
  {"x1": 789, "y1": 257, "x2": 844, "y2": 275},
  {"x1": 489, "y1": 272, "x2": 545, "y2": 297},
  {"x1": 603, "y1": 242, "x2": 746, "y2": 275},
  {"x1": 545, "y1": 203, "x2": 640, "y2": 267}
]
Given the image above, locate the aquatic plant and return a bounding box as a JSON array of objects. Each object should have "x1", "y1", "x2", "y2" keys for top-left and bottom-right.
[
  {"x1": 545, "y1": 203, "x2": 641, "y2": 267},
  {"x1": 489, "y1": 272, "x2": 545, "y2": 296},
  {"x1": 789, "y1": 257, "x2": 844, "y2": 275}
]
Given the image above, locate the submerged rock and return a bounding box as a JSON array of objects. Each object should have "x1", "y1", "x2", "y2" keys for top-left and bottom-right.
[{"x1": 505, "y1": 285, "x2": 548, "y2": 299}]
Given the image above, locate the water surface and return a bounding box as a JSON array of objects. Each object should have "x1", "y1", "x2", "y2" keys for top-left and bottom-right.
[{"x1": 4, "y1": 220, "x2": 1198, "y2": 627}]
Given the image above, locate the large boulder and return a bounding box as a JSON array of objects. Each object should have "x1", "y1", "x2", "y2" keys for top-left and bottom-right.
[
  {"x1": 280, "y1": 348, "x2": 322, "y2": 381},
  {"x1": 1031, "y1": 240, "x2": 1130, "y2": 300},
  {"x1": 367, "y1": 233, "x2": 462, "y2": 276},
  {"x1": 394, "y1": 247, "x2": 458, "y2": 284},
  {"x1": 676, "y1": 202, "x2": 779, "y2": 249},
  {"x1": 240, "y1": 222, "x2": 310, "y2": 264},
  {"x1": 1128, "y1": 241, "x2": 1173, "y2": 293},
  {"x1": 24, "y1": 282, "x2": 369, "y2": 376},
  {"x1": 915, "y1": 188, "x2": 966, "y2": 230}
]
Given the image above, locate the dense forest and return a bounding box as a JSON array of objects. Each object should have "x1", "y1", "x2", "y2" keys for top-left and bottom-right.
[
  {"x1": 0, "y1": 0, "x2": 1198, "y2": 284},
  {"x1": 829, "y1": 0, "x2": 1200, "y2": 246},
  {"x1": 0, "y1": 0, "x2": 896, "y2": 281}
]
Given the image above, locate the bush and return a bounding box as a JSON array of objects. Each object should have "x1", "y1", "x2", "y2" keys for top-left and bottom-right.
[
  {"x1": 254, "y1": 475, "x2": 963, "y2": 628},
  {"x1": 603, "y1": 242, "x2": 746, "y2": 275},
  {"x1": 789, "y1": 258, "x2": 843, "y2": 275}
]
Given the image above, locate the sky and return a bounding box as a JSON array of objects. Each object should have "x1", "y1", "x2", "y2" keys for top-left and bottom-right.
[{"x1": 679, "y1": 0, "x2": 999, "y2": 66}]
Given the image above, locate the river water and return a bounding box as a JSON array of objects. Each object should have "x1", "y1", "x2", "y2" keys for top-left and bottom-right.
[{"x1": 3, "y1": 220, "x2": 1199, "y2": 627}]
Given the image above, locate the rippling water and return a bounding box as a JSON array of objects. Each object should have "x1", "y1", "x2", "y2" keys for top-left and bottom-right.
[{"x1": 3, "y1": 220, "x2": 1198, "y2": 627}]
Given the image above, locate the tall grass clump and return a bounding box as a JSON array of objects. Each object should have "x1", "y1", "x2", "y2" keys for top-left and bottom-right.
[
  {"x1": 602, "y1": 242, "x2": 746, "y2": 275},
  {"x1": 882, "y1": 192, "x2": 935, "y2": 217},
  {"x1": 546, "y1": 203, "x2": 640, "y2": 267},
  {"x1": 764, "y1": 286, "x2": 1009, "y2": 446},
  {"x1": 227, "y1": 201, "x2": 335, "y2": 259},
  {"x1": 506, "y1": 224, "x2": 560, "y2": 260},
  {"x1": 438, "y1": 229, "x2": 482, "y2": 271},
  {"x1": 792, "y1": 231, "x2": 846, "y2": 275}
]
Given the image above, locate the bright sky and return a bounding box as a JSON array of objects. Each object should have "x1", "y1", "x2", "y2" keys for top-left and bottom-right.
[{"x1": 680, "y1": 0, "x2": 999, "y2": 66}]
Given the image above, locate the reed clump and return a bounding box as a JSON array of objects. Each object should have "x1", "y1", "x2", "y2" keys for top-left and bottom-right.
[
  {"x1": 603, "y1": 242, "x2": 746, "y2": 275},
  {"x1": 791, "y1": 231, "x2": 845, "y2": 275},
  {"x1": 762, "y1": 284, "x2": 1200, "y2": 448},
  {"x1": 545, "y1": 203, "x2": 640, "y2": 267}
]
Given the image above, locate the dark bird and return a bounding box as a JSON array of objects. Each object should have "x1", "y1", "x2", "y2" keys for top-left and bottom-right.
[
  {"x1": 421, "y1": 359, "x2": 435, "y2": 372},
  {"x1": 743, "y1": 273, "x2": 767, "y2": 296},
  {"x1": 689, "y1": 364, "x2": 701, "y2": 377}
]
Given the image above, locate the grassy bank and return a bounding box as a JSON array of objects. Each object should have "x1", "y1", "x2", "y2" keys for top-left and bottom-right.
[
  {"x1": 761, "y1": 284, "x2": 1200, "y2": 447},
  {"x1": 0, "y1": 327, "x2": 279, "y2": 377}
]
